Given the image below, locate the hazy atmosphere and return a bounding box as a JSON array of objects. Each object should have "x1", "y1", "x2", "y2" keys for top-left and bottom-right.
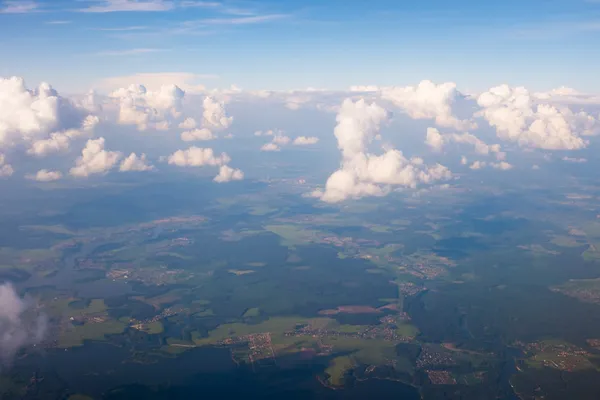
[{"x1": 1, "y1": 1, "x2": 600, "y2": 399}]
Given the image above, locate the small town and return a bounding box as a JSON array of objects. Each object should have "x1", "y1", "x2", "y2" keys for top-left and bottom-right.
[
  {"x1": 416, "y1": 347, "x2": 458, "y2": 369},
  {"x1": 517, "y1": 341, "x2": 593, "y2": 372},
  {"x1": 426, "y1": 370, "x2": 458, "y2": 385}
]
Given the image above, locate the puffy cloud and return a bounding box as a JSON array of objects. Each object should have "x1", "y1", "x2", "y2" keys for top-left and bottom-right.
[
  {"x1": 0, "y1": 165, "x2": 13, "y2": 177},
  {"x1": 0, "y1": 153, "x2": 13, "y2": 177},
  {"x1": 477, "y1": 85, "x2": 597, "y2": 150},
  {"x1": 350, "y1": 85, "x2": 379, "y2": 92},
  {"x1": 460, "y1": 156, "x2": 468, "y2": 165},
  {"x1": 27, "y1": 115, "x2": 97, "y2": 157},
  {"x1": 313, "y1": 99, "x2": 452, "y2": 203},
  {"x1": 449, "y1": 133, "x2": 501, "y2": 155},
  {"x1": 81, "y1": 115, "x2": 100, "y2": 131},
  {"x1": 534, "y1": 87, "x2": 600, "y2": 105},
  {"x1": 202, "y1": 97, "x2": 232, "y2": 130},
  {"x1": 254, "y1": 129, "x2": 280, "y2": 137},
  {"x1": 70, "y1": 138, "x2": 122, "y2": 177},
  {"x1": 380, "y1": 80, "x2": 476, "y2": 130},
  {"x1": 167, "y1": 146, "x2": 230, "y2": 167},
  {"x1": 214, "y1": 165, "x2": 244, "y2": 183},
  {"x1": 181, "y1": 128, "x2": 215, "y2": 142},
  {"x1": 175, "y1": 97, "x2": 231, "y2": 142},
  {"x1": 0, "y1": 77, "x2": 58, "y2": 147},
  {"x1": 259, "y1": 131, "x2": 292, "y2": 151},
  {"x1": 0, "y1": 77, "x2": 91, "y2": 152},
  {"x1": 425, "y1": 127, "x2": 502, "y2": 157},
  {"x1": 425, "y1": 127, "x2": 445, "y2": 152},
  {"x1": 333, "y1": 99, "x2": 389, "y2": 159},
  {"x1": 119, "y1": 152, "x2": 154, "y2": 171},
  {"x1": 293, "y1": 136, "x2": 319, "y2": 145},
  {"x1": 28, "y1": 131, "x2": 72, "y2": 157},
  {"x1": 470, "y1": 161, "x2": 486, "y2": 170},
  {"x1": 100, "y1": 72, "x2": 216, "y2": 94},
  {"x1": 74, "y1": 90, "x2": 103, "y2": 114},
  {"x1": 167, "y1": 147, "x2": 242, "y2": 182},
  {"x1": 178, "y1": 117, "x2": 197, "y2": 129},
  {"x1": 271, "y1": 135, "x2": 291, "y2": 145},
  {"x1": 26, "y1": 169, "x2": 63, "y2": 182},
  {"x1": 491, "y1": 161, "x2": 513, "y2": 170},
  {"x1": 0, "y1": 283, "x2": 46, "y2": 370},
  {"x1": 469, "y1": 160, "x2": 513, "y2": 170},
  {"x1": 110, "y1": 84, "x2": 184, "y2": 131},
  {"x1": 154, "y1": 120, "x2": 170, "y2": 131},
  {"x1": 260, "y1": 142, "x2": 280, "y2": 152}
]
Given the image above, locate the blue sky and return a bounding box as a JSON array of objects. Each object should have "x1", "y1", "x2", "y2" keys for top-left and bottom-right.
[{"x1": 1, "y1": 0, "x2": 600, "y2": 93}]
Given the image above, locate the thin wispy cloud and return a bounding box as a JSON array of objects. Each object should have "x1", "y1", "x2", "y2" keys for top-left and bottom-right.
[
  {"x1": 510, "y1": 19, "x2": 600, "y2": 39},
  {"x1": 180, "y1": 1, "x2": 254, "y2": 16},
  {"x1": 179, "y1": 1, "x2": 221, "y2": 8},
  {"x1": 199, "y1": 14, "x2": 289, "y2": 25},
  {"x1": 77, "y1": 0, "x2": 174, "y2": 13},
  {"x1": 148, "y1": 12, "x2": 288, "y2": 36},
  {"x1": 92, "y1": 48, "x2": 167, "y2": 56},
  {"x1": 113, "y1": 25, "x2": 217, "y2": 37},
  {"x1": 221, "y1": 8, "x2": 255, "y2": 16},
  {"x1": 93, "y1": 25, "x2": 148, "y2": 31},
  {"x1": 46, "y1": 20, "x2": 72, "y2": 24},
  {"x1": 0, "y1": 0, "x2": 38, "y2": 14}
]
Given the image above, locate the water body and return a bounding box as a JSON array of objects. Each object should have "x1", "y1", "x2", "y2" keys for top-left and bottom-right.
[
  {"x1": 14, "y1": 342, "x2": 420, "y2": 400},
  {"x1": 14, "y1": 343, "x2": 235, "y2": 398}
]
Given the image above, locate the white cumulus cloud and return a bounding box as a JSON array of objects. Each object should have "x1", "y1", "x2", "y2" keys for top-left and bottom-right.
[
  {"x1": 70, "y1": 138, "x2": 122, "y2": 177},
  {"x1": 110, "y1": 84, "x2": 184, "y2": 131},
  {"x1": 119, "y1": 152, "x2": 154, "y2": 171},
  {"x1": 0, "y1": 283, "x2": 46, "y2": 371},
  {"x1": 178, "y1": 117, "x2": 197, "y2": 129},
  {"x1": 202, "y1": 96, "x2": 232, "y2": 130},
  {"x1": 271, "y1": 135, "x2": 291, "y2": 145},
  {"x1": 469, "y1": 160, "x2": 513, "y2": 170},
  {"x1": 214, "y1": 165, "x2": 244, "y2": 183},
  {"x1": 293, "y1": 136, "x2": 319, "y2": 145},
  {"x1": 425, "y1": 127, "x2": 502, "y2": 158},
  {"x1": 425, "y1": 127, "x2": 445, "y2": 152},
  {"x1": 255, "y1": 129, "x2": 278, "y2": 137},
  {"x1": 470, "y1": 161, "x2": 486, "y2": 170},
  {"x1": 167, "y1": 146, "x2": 230, "y2": 167},
  {"x1": 0, "y1": 77, "x2": 92, "y2": 153},
  {"x1": 313, "y1": 99, "x2": 452, "y2": 203},
  {"x1": 26, "y1": 169, "x2": 63, "y2": 182},
  {"x1": 0, "y1": 153, "x2": 13, "y2": 177},
  {"x1": 27, "y1": 115, "x2": 98, "y2": 157},
  {"x1": 259, "y1": 131, "x2": 292, "y2": 151},
  {"x1": 477, "y1": 85, "x2": 597, "y2": 150},
  {"x1": 181, "y1": 128, "x2": 215, "y2": 142},
  {"x1": 260, "y1": 142, "x2": 280, "y2": 152},
  {"x1": 491, "y1": 161, "x2": 513, "y2": 170},
  {"x1": 381, "y1": 80, "x2": 476, "y2": 130}
]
